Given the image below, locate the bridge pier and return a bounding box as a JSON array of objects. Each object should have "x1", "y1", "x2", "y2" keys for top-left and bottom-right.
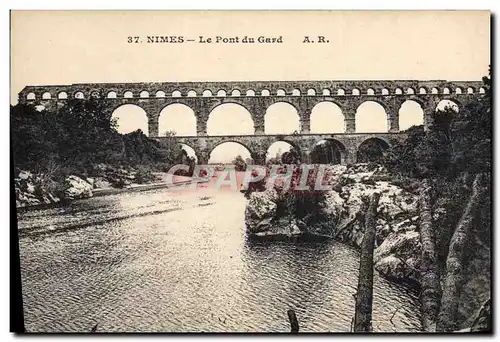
[
  {"x1": 196, "y1": 117, "x2": 208, "y2": 136},
  {"x1": 300, "y1": 149, "x2": 311, "y2": 164},
  {"x1": 254, "y1": 123, "x2": 265, "y2": 135},
  {"x1": 422, "y1": 99, "x2": 440, "y2": 131},
  {"x1": 148, "y1": 117, "x2": 159, "y2": 137},
  {"x1": 197, "y1": 150, "x2": 210, "y2": 165},
  {"x1": 344, "y1": 108, "x2": 356, "y2": 133},
  {"x1": 388, "y1": 115, "x2": 399, "y2": 133},
  {"x1": 299, "y1": 117, "x2": 311, "y2": 134},
  {"x1": 344, "y1": 150, "x2": 357, "y2": 165},
  {"x1": 345, "y1": 118, "x2": 356, "y2": 133},
  {"x1": 251, "y1": 151, "x2": 267, "y2": 165}
]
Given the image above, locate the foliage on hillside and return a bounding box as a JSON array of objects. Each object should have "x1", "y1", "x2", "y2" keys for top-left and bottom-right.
[
  {"x1": 383, "y1": 77, "x2": 491, "y2": 179},
  {"x1": 381, "y1": 75, "x2": 491, "y2": 331},
  {"x1": 10, "y1": 98, "x2": 192, "y2": 180}
]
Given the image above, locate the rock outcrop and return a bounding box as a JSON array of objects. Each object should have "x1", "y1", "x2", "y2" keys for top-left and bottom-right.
[
  {"x1": 15, "y1": 164, "x2": 163, "y2": 208},
  {"x1": 15, "y1": 171, "x2": 61, "y2": 207},
  {"x1": 60, "y1": 175, "x2": 93, "y2": 200},
  {"x1": 15, "y1": 171, "x2": 94, "y2": 207},
  {"x1": 245, "y1": 164, "x2": 421, "y2": 286}
]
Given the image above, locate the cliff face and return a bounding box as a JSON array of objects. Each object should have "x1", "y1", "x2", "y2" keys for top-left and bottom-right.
[{"x1": 244, "y1": 164, "x2": 490, "y2": 330}]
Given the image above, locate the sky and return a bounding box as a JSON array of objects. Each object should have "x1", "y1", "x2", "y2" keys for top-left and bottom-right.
[{"x1": 11, "y1": 11, "x2": 490, "y2": 162}]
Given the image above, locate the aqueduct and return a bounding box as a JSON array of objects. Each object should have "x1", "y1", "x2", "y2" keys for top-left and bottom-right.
[{"x1": 19, "y1": 80, "x2": 485, "y2": 164}]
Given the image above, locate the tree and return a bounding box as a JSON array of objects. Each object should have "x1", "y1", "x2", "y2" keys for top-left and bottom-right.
[
  {"x1": 436, "y1": 174, "x2": 488, "y2": 331},
  {"x1": 419, "y1": 179, "x2": 441, "y2": 332},
  {"x1": 380, "y1": 73, "x2": 491, "y2": 332},
  {"x1": 10, "y1": 96, "x2": 187, "y2": 178},
  {"x1": 281, "y1": 147, "x2": 300, "y2": 164},
  {"x1": 354, "y1": 193, "x2": 381, "y2": 332},
  {"x1": 310, "y1": 141, "x2": 342, "y2": 164},
  {"x1": 232, "y1": 155, "x2": 247, "y2": 171}
]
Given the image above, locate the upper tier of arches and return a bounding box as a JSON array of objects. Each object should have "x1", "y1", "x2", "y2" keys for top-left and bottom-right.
[{"x1": 22, "y1": 81, "x2": 486, "y2": 101}]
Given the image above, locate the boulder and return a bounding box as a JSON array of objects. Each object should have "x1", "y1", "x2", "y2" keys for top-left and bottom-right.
[
  {"x1": 61, "y1": 175, "x2": 93, "y2": 200},
  {"x1": 93, "y1": 177, "x2": 111, "y2": 189},
  {"x1": 245, "y1": 188, "x2": 278, "y2": 234},
  {"x1": 25, "y1": 182, "x2": 36, "y2": 194},
  {"x1": 373, "y1": 230, "x2": 421, "y2": 285},
  {"x1": 85, "y1": 177, "x2": 95, "y2": 187},
  {"x1": 18, "y1": 170, "x2": 32, "y2": 180},
  {"x1": 252, "y1": 218, "x2": 305, "y2": 238},
  {"x1": 47, "y1": 192, "x2": 60, "y2": 203}
]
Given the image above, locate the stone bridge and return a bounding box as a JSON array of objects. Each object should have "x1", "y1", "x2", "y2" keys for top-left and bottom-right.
[
  {"x1": 19, "y1": 79, "x2": 485, "y2": 164},
  {"x1": 158, "y1": 132, "x2": 406, "y2": 165}
]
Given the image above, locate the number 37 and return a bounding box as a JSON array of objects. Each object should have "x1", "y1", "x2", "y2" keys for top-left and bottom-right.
[{"x1": 127, "y1": 36, "x2": 140, "y2": 43}]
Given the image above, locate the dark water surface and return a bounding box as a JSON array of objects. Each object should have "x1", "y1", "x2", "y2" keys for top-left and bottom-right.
[{"x1": 17, "y1": 187, "x2": 421, "y2": 332}]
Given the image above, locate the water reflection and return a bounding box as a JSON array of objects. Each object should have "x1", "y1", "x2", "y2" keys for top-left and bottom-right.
[{"x1": 18, "y1": 188, "x2": 421, "y2": 332}]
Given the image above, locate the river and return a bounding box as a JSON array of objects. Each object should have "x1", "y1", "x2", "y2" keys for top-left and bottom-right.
[{"x1": 17, "y1": 186, "x2": 421, "y2": 332}]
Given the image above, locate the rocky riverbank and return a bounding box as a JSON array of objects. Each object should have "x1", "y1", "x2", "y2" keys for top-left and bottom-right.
[
  {"x1": 245, "y1": 163, "x2": 422, "y2": 286},
  {"x1": 14, "y1": 165, "x2": 163, "y2": 208},
  {"x1": 245, "y1": 163, "x2": 491, "y2": 330}
]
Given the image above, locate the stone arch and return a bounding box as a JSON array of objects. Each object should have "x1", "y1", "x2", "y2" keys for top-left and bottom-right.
[
  {"x1": 265, "y1": 102, "x2": 300, "y2": 134},
  {"x1": 455, "y1": 87, "x2": 463, "y2": 94},
  {"x1": 266, "y1": 141, "x2": 295, "y2": 162},
  {"x1": 467, "y1": 87, "x2": 475, "y2": 94},
  {"x1": 124, "y1": 91, "x2": 134, "y2": 98},
  {"x1": 90, "y1": 91, "x2": 100, "y2": 98},
  {"x1": 172, "y1": 90, "x2": 182, "y2": 97},
  {"x1": 276, "y1": 89, "x2": 286, "y2": 96},
  {"x1": 202, "y1": 90, "x2": 213, "y2": 97},
  {"x1": 355, "y1": 101, "x2": 388, "y2": 133},
  {"x1": 310, "y1": 139, "x2": 346, "y2": 165},
  {"x1": 140, "y1": 90, "x2": 150, "y2": 98},
  {"x1": 443, "y1": 87, "x2": 450, "y2": 94},
  {"x1": 431, "y1": 87, "x2": 439, "y2": 94},
  {"x1": 57, "y1": 91, "x2": 68, "y2": 99},
  {"x1": 292, "y1": 88, "x2": 301, "y2": 96},
  {"x1": 111, "y1": 104, "x2": 149, "y2": 136},
  {"x1": 207, "y1": 103, "x2": 254, "y2": 135},
  {"x1": 208, "y1": 141, "x2": 253, "y2": 164},
  {"x1": 107, "y1": 91, "x2": 117, "y2": 98},
  {"x1": 479, "y1": 87, "x2": 486, "y2": 94},
  {"x1": 419, "y1": 87, "x2": 427, "y2": 94},
  {"x1": 307, "y1": 88, "x2": 316, "y2": 96},
  {"x1": 74, "y1": 91, "x2": 84, "y2": 99},
  {"x1": 42, "y1": 92, "x2": 51, "y2": 100},
  {"x1": 310, "y1": 101, "x2": 345, "y2": 133},
  {"x1": 351, "y1": 88, "x2": 360, "y2": 96},
  {"x1": 180, "y1": 143, "x2": 199, "y2": 163},
  {"x1": 399, "y1": 100, "x2": 424, "y2": 131},
  {"x1": 337, "y1": 89, "x2": 345, "y2": 96},
  {"x1": 155, "y1": 90, "x2": 166, "y2": 98},
  {"x1": 187, "y1": 90, "x2": 197, "y2": 97},
  {"x1": 26, "y1": 92, "x2": 36, "y2": 100},
  {"x1": 356, "y1": 137, "x2": 390, "y2": 163},
  {"x1": 406, "y1": 87, "x2": 415, "y2": 95},
  {"x1": 395, "y1": 88, "x2": 403, "y2": 95},
  {"x1": 322, "y1": 89, "x2": 331, "y2": 96},
  {"x1": 381, "y1": 88, "x2": 389, "y2": 95},
  {"x1": 367, "y1": 88, "x2": 375, "y2": 96},
  {"x1": 261, "y1": 89, "x2": 270, "y2": 96},
  {"x1": 231, "y1": 89, "x2": 241, "y2": 97},
  {"x1": 246, "y1": 89, "x2": 256, "y2": 96},
  {"x1": 436, "y1": 99, "x2": 459, "y2": 113},
  {"x1": 158, "y1": 103, "x2": 197, "y2": 136},
  {"x1": 216, "y1": 89, "x2": 227, "y2": 97}
]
